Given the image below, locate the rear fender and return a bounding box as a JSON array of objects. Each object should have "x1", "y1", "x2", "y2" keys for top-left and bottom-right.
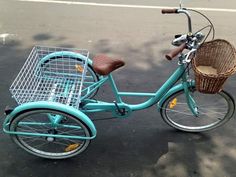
[
  {"x1": 3, "y1": 101, "x2": 97, "y2": 138},
  {"x1": 39, "y1": 51, "x2": 93, "y2": 66}
]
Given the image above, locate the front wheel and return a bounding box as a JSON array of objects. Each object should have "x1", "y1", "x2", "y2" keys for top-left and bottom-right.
[
  {"x1": 160, "y1": 89, "x2": 235, "y2": 132},
  {"x1": 10, "y1": 109, "x2": 91, "y2": 159}
]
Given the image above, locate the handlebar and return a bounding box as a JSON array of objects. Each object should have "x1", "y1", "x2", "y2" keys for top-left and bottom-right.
[
  {"x1": 161, "y1": 9, "x2": 178, "y2": 14},
  {"x1": 162, "y1": 8, "x2": 194, "y2": 61},
  {"x1": 165, "y1": 43, "x2": 187, "y2": 60},
  {"x1": 161, "y1": 8, "x2": 192, "y2": 33}
]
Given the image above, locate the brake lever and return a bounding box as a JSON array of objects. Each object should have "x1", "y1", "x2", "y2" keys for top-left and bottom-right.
[{"x1": 184, "y1": 49, "x2": 197, "y2": 63}]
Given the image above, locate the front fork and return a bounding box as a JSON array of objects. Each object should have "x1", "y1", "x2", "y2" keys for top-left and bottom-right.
[
  {"x1": 183, "y1": 81, "x2": 199, "y2": 117},
  {"x1": 178, "y1": 53, "x2": 199, "y2": 117}
]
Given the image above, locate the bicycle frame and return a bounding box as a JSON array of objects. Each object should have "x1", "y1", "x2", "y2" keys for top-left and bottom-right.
[
  {"x1": 3, "y1": 54, "x2": 198, "y2": 140},
  {"x1": 81, "y1": 56, "x2": 197, "y2": 116}
]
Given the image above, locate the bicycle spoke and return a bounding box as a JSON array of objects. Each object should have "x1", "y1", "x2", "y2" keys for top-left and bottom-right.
[
  {"x1": 57, "y1": 128, "x2": 85, "y2": 135},
  {"x1": 19, "y1": 136, "x2": 44, "y2": 143}
]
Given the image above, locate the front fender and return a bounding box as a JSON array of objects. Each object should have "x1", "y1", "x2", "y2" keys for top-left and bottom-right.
[{"x1": 3, "y1": 101, "x2": 97, "y2": 138}]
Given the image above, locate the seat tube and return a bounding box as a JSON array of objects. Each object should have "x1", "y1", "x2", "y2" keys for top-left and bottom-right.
[{"x1": 108, "y1": 74, "x2": 123, "y2": 103}]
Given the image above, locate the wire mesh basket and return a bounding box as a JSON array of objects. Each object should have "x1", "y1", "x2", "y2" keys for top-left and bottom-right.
[
  {"x1": 10, "y1": 46, "x2": 90, "y2": 109},
  {"x1": 192, "y1": 39, "x2": 236, "y2": 94}
]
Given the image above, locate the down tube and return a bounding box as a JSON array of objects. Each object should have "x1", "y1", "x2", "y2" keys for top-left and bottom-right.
[{"x1": 129, "y1": 66, "x2": 185, "y2": 111}]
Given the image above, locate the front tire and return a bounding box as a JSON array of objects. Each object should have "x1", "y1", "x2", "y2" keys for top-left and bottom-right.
[{"x1": 160, "y1": 89, "x2": 235, "y2": 132}]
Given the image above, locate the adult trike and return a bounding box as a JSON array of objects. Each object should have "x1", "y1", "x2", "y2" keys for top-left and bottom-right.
[{"x1": 3, "y1": 7, "x2": 236, "y2": 159}]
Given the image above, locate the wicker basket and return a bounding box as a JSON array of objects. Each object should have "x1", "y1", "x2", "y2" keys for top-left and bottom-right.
[{"x1": 192, "y1": 39, "x2": 236, "y2": 94}]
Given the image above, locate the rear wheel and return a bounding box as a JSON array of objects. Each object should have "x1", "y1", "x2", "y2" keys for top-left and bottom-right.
[
  {"x1": 10, "y1": 109, "x2": 91, "y2": 159},
  {"x1": 160, "y1": 89, "x2": 235, "y2": 132}
]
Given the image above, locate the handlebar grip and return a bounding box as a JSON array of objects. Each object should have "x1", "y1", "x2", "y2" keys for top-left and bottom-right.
[
  {"x1": 161, "y1": 9, "x2": 178, "y2": 14},
  {"x1": 165, "y1": 43, "x2": 187, "y2": 60}
]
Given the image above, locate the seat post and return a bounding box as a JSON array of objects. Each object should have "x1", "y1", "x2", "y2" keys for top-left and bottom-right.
[{"x1": 108, "y1": 74, "x2": 123, "y2": 103}]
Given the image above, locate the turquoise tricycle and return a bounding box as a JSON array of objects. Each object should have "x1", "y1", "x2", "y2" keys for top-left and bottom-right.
[{"x1": 3, "y1": 7, "x2": 236, "y2": 159}]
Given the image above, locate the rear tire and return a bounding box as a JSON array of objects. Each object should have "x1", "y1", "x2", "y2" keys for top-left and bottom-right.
[{"x1": 10, "y1": 109, "x2": 91, "y2": 159}]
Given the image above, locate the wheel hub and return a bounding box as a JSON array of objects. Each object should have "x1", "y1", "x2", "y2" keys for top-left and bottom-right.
[{"x1": 46, "y1": 129, "x2": 58, "y2": 142}]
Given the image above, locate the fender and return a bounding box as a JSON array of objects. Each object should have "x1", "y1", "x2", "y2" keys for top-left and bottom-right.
[
  {"x1": 3, "y1": 101, "x2": 97, "y2": 138},
  {"x1": 157, "y1": 81, "x2": 195, "y2": 111},
  {"x1": 39, "y1": 51, "x2": 93, "y2": 66}
]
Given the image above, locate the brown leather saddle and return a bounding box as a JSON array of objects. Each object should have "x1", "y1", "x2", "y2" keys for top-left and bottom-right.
[{"x1": 92, "y1": 54, "x2": 125, "y2": 75}]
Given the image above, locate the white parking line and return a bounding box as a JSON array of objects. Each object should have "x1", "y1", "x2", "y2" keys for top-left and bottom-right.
[
  {"x1": 18, "y1": 0, "x2": 236, "y2": 13},
  {"x1": 0, "y1": 33, "x2": 16, "y2": 44}
]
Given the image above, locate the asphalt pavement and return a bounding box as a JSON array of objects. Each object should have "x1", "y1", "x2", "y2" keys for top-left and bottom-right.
[{"x1": 0, "y1": 0, "x2": 236, "y2": 177}]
